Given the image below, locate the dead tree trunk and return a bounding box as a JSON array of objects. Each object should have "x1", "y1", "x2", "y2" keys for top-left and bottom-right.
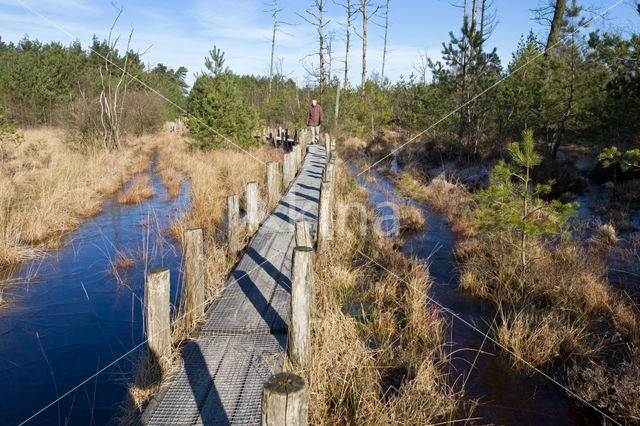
[
  {"x1": 360, "y1": 0, "x2": 367, "y2": 95},
  {"x1": 319, "y1": 1, "x2": 326, "y2": 96},
  {"x1": 268, "y1": 2, "x2": 281, "y2": 100},
  {"x1": 381, "y1": 0, "x2": 390, "y2": 85},
  {"x1": 99, "y1": 10, "x2": 132, "y2": 151},
  {"x1": 471, "y1": 0, "x2": 479, "y2": 29},
  {"x1": 298, "y1": 1, "x2": 328, "y2": 99},
  {"x1": 343, "y1": 0, "x2": 352, "y2": 89}
]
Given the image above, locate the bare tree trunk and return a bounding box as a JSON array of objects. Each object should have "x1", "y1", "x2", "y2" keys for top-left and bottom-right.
[
  {"x1": 471, "y1": 0, "x2": 478, "y2": 29},
  {"x1": 319, "y1": 0, "x2": 326, "y2": 97},
  {"x1": 381, "y1": 0, "x2": 390, "y2": 85},
  {"x1": 334, "y1": 80, "x2": 341, "y2": 124},
  {"x1": 343, "y1": 0, "x2": 351, "y2": 89},
  {"x1": 360, "y1": 0, "x2": 367, "y2": 95},
  {"x1": 480, "y1": 0, "x2": 486, "y2": 39},
  {"x1": 545, "y1": 0, "x2": 567, "y2": 53},
  {"x1": 268, "y1": 4, "x2": 278, "y2": 100},
  {"x1": 99, "y1": 10, "x2": 132, "y2": 151}
]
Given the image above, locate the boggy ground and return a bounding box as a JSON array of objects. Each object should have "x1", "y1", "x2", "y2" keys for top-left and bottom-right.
[
  {"x1": 0, "y1": 127, "x2": 154, "y2": 267},
  {"x1": 344, "y1": 130, "x2": 640, "y2": 423},
  {"x1": 122, "y1": 134, "x2": 465, "y2": 424},
  {"x1": 287, "y1": 156, "x2": 463, "y2": 424}
]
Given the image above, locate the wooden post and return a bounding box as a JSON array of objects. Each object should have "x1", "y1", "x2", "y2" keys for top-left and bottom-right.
[
  {"x1": 324, "y1": 134, "x2": 331, "y2": 160},
  {"x1": 262, "y1": 372, "x2": 308, "y2": 426},
  {"x1": 283, "y1": 152, "x2": 295, "y2": 189},
  {"x1": 246, "y1": 181, "x2": 259, "y2": 234},
  {"x1": 316, "y1": 180, "x2": 332, "y2": 250},
  {"x1": 266, "y1": 161, "x2": 281, "y2": 210},
  {"x1": 183, "y1": 228, "x2": 204, "y2": 326},
  {"x1": 300, "y1": 137, "x2": 307, "y2": 163},
  {"x1": 326, "y1": 161, "x2": 336, "y2": 232},
  {"x1": 227, "y1": 194, "x2": 240, "y2": 255},
  {"x1": 146, "y1": 267, "x2": 171, "y2": 360},
  {"x1": 289, "y1": 246, "x2": 314, "y2": 367},
  {"x1": 295, "y1": 219, "x2": 312, "y2": 248},
  {"x1": 293, "y1": 145, "x2": 301, "y2": 172}
]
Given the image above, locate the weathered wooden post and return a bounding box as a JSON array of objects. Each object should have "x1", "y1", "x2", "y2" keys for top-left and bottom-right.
[
  {"x1": 266, "y1": 161, "x2": 281, "y2": 210},
  {"x1": 293, "y1": 145, "x2": 301, "y2": 172},
  {"x1": 183, "y1": 228, "x2": 204, "y2": 326},
  {"x1": 227, "y1": 194, "x2": 240, "y2": 255},
  {"x1": 316, "y1": 180, "x2": 332, "y2": 251},
  {"x1": 262, "y1": 372, "x2": 308, "y2": 426},
  {"x1": 295, "y1": 219, "x2": 313, "y2": 248},
  {"x1": 246, "y1": 181, "x2": 259, "y2": 234},
  {"x1": 289, "y1": 246, "x2": 314, "y2": 367},
  {"x1": 326, "y1": 160, "x2": 336, "y2": 232},
  {"x1": 146, "y1": 267, "x2": 171, "y2": 360},
  {"x1": 283, "y1": 152, "x2": 295, "y2": 189},
  {"x1": 324, "y1": 133, "x2": 331, "y2": 160},
  {"x1": 300, "y1": 137, "x2": 307, "y2": 163}
]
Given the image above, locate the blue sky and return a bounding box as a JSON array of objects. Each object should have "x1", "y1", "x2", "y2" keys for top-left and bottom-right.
[{"x1": 1, "y1": 0, "x2": 638, "y2": 86}]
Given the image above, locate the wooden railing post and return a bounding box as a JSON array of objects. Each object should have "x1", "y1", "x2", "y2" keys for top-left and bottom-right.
[
  {"x1": 292, "y1": 145, "x2": 300, "y2": 172},
  {"x1": 146, "y1": 267, "x2": 171, "y2": 360},
  {"x1": 227, "y1": 194, "x2": 240, "y2": 255},
  {"x1": 283, "y1": 152, "x2": 295, "y2": 189},
  {"x1": 262, "y1": 372, "x2": 308, "y2": 426},
  {"x1": 246, "y1": 181, "x2": 259, "y2": 234},
  {"x1": 316, "y1": 180, "x2": 332, "y2": 251},
  {"x1": 326, "y1": 160, "x2": 336, "y2": 233},
  {"x1": 324, "y1": 133, "x2": 331, "y2": 161},
  {"x1": 295, "y1": 219, "x2": 312, "y2": 248},
  {"x1": 266, "y1": 161, "x2": 281, "y2": 210},
  {"x1": 300, "y1": 136, "x2": 307, "y2": 164},
  {"x1": 289, "y1": 246, "x2": 314, "y2": 367},
  {"x1": 183, "y1": 228, "x2": 204, "y2": 326}
]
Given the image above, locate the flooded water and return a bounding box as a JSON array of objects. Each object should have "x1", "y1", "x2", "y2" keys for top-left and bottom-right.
[
  {"x1": 0, "y1": 161, "x2": 190, "y2": 425},
  {"x1": 574, "y1": 184, "x2": 640, "y2": 299},
  {"x1": 353, "y1": 165, "x2": 602, "y2": 425}
]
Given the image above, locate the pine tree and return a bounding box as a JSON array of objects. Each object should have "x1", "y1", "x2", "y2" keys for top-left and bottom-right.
[
  {"x1": 186, "y1": 47, "x2": 261, "y2": 149},
  {"x1": 473, "y1": 129, "x2": 576, "y2": 266}
]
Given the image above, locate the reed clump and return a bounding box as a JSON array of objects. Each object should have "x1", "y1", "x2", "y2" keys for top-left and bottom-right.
[{"x1": 118, "y1": 175, "x2": 155, "y2": 205}]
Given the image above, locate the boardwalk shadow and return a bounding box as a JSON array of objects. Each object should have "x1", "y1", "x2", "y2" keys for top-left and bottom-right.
[
  {"x1": 292, "y1": 191, "x2": 319, "y2": 203},
  {"x1": 244, "y1": 247, "x2": 291, "y2": 291},
  {"x1": 297, "y1": 183, "x2": 320, "y2": 193},
  {"x1": 182, "y1": 341, "x2": 230, "y2": 425},
  {"x1": 278, "y1": 201, "x2": 316, "y2": 220}
]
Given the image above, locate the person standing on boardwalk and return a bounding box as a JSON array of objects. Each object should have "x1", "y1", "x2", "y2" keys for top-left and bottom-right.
[{"x1": 306, "y1": 97, "x2": 324, "y2": 144}]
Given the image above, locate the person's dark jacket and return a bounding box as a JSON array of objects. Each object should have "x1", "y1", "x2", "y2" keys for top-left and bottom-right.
[{"x1": 306, "y1": 104, "x2": 324, "y2": 127}]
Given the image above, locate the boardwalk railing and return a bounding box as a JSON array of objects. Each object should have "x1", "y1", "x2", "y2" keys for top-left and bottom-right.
[{"x1": 141, "y1": 127, "x2": 337, "y2": 425}]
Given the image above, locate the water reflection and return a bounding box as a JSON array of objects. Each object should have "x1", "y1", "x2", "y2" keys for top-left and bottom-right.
[{"x1": 0, "y1": 162, "x2": 190, "y2": 425}]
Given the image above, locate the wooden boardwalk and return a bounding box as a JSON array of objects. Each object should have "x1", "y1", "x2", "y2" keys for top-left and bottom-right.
[{"x1": 142, "y1": 144, "x2": 326, "y2": 425}]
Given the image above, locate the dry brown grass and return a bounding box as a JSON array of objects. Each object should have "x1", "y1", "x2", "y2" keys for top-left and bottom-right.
[
  {"x1": 496, "y1": 309, "x2": 603, "y2": 371},
  {"x1": 118, "y1": 175, "x2": 155, "y2": 205},
  {"x1": 155, "y1": 149, "x2": 184, "y2": 199},
  {"x1": 395, "y1": 172, "x2": 476, "y2": 238},
  {"x1": 286, "y1": 160, "x2": 461, "y2": 424},
  {"x1": 0, "y1": 127, "x2": 154, "y2": 266},
  {"x1": 398, "y1": 204, "x2": 426, "y2": 234}
]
